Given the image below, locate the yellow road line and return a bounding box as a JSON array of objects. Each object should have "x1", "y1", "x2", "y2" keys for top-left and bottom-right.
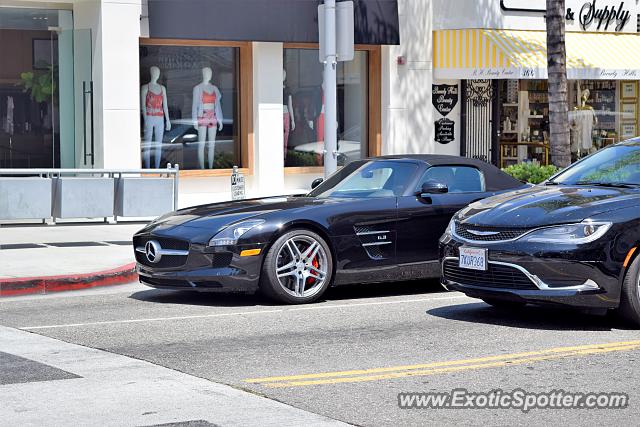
[{"x1": 245, "y1": 340, "x2": 640, "y2": 388}]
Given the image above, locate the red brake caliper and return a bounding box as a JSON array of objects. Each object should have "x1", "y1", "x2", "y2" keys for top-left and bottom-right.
[{"x1": 307, "y1": 255, "x2": 320, "y2": 285}]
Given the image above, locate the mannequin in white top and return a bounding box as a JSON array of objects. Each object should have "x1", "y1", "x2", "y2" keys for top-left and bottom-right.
[
  {"x1": 141, "y1": 66, "x2": 171, "y2": 169},
  {"x1": 283, "y1": 69, "x2": 295, "y2": 161},
  {"x1": 570, "y1": 88, "x2": 597, "y2": 156},
  {"x1": 192, "y1": 67, "x2": 223, "y2": 169}
]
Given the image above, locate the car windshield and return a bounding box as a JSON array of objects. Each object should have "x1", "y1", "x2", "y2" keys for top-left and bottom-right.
[
  {"x1": 551, "y1": 144, "x2": 640, "y2": 187},
  {"x1": 308, "y1": 160, "x2": 419, "y2": 199}
]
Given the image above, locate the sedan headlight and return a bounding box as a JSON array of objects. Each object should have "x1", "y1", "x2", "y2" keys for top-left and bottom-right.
[
  {"x1": 520, "y1": 221, "x2": 612, "y2": 244},
  {"x1": 208, "y1": 219, "x2": 265, "y2": 246}
]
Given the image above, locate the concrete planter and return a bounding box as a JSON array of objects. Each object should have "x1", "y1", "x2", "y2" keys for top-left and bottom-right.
[
  {"x1": 0, "y1": 177, "x2": 52, "y2": 220},
  {"x1": 115, "y1": 177, "x2": 174, "y2": 217},
  {"x1": 53, "y1": 177, "x2": 115, "y2": 219}
]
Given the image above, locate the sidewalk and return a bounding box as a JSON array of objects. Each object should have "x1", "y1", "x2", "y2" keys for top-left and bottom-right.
[{"x1": 0, "y1": 223, "x2": 143, "y2": 296}]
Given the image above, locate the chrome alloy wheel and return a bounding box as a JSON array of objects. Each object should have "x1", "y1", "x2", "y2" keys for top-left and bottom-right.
[{"x1": 275, "y1": 235, "x2": 328, "y2": 298}]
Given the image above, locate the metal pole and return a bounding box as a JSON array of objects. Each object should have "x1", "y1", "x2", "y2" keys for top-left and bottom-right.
[{"x1": 323, "y1": 0, "x2": 338, "y2": 178}]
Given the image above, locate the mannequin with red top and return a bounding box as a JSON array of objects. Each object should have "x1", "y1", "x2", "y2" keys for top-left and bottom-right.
[
  {"x1": 192, "y1": 67, "x2": 223, "y2": 169},
  {"x1": 141, "y1": 66, "x2": 171, "y2": 169}
]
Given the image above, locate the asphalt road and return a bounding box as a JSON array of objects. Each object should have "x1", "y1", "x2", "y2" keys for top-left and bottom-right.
[{"x1": 2, "y1": 280, "x2": 640, "y2": 426}]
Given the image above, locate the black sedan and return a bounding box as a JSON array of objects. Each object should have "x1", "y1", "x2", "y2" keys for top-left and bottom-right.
[
  {"x1": 134, "y1": 155, "x2": 524, "y2": 303},
  {"x1": 440, "y1": 139, "x2": 640, "y2": 326}
]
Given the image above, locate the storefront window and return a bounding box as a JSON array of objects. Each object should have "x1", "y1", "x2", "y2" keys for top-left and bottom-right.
[
  {"x1": 0, "y1": 8, "x2": 72, "y2": 168},
  {"x1": 283, "y1": 48, "x2": 368, "y2": 167},
  {"x1": 139, "y1": 45, "x2": 240, "y2": 170},
  {"x1": 498, "y1": 79, "x2": 632, "y2": 168}
]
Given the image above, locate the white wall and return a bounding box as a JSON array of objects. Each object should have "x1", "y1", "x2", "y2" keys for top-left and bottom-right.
[{"x1": 382, "y1": 0, "x2": 434, "y2": 156}]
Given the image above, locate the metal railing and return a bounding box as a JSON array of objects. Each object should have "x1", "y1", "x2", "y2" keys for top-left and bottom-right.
[{"x1": 0, "y1": 164, "x2": 180, "y2": 224}]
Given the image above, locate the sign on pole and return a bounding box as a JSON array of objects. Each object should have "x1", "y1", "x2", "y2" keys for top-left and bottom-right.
[
  {"x1": 230, "y1": 166, "x2": 245, "y2": 200},
  {"x1": 319, "y1": 1, "x2": 355, "y2": 62}
]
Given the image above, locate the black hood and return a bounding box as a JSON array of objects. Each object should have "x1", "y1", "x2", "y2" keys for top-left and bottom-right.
[
  {"x1": 139, "y1": 196, "x2": 340, "y2": 235},
  {"x1": 458, "y1": 185, "x2": 640, "y2": 228}
]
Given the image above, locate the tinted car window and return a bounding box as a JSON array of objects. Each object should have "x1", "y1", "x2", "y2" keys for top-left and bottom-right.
[
  {"x1": 417, "y1": 166, "x2": 485, "y2": 193},
  {"x1": 310, "y1": 161, "x2": 419, "y2": 199},
  {"x1": 552, "y1": 145, "x2": 640, "y2": 185}
]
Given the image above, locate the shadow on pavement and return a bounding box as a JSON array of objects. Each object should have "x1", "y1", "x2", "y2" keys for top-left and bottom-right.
[
  {"x1": 129, "y1": 279, "x2": 445, "y2": 307},
  {"x1": 426, "y1": 302, "x2": 632, "y2": 331}
]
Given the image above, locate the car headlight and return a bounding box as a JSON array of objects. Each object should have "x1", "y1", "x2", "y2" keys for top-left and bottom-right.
[
  {"x1": 519, "y1": 221, "x2": 612, "y2": 244},
  {"x1": 208, "y1": 219, "x2": 265, "y2": 246}
]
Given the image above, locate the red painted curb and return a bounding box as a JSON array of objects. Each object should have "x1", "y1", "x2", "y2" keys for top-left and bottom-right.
[{"x1": 0, "y1": 263, "x2": 138, "y2": 297}]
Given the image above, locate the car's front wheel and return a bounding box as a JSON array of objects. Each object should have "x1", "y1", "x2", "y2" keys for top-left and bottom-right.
[
  {"x1": 618, "y1": 256, "x2": 640, "y2": 327},
  {"x1": 260, "y1": 229, "x2": 333, "y2": 304}
]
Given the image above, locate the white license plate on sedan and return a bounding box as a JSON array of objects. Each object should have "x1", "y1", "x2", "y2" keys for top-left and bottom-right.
[{"x1": 459, "y1": 247, "x2": 488, "y2": 271}]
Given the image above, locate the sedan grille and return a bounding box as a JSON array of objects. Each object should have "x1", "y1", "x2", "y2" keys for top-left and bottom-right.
[
  {"x1": 443, "y1": 259, "x2": 538, "y2": 290},
  {"x1": 454, "y1": 222, "x2": 530, "y2": 242},
  {"x1": 133, "y1": 235, "x2": 190, "y2": 269}
]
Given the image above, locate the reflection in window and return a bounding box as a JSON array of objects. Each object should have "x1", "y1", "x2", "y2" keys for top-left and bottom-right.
[
  {"x1": 139, "y1": 45, "x2": 239, "y2": 170},
  {"x1": 283, "y1": 48, "x2": 368, "y2": 167},
  {"x1": 419, "y1": 166, "x2": 485, "y2": 193}
]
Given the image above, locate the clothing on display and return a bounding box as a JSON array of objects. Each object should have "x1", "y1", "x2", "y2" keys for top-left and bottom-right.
[
  {"x1": 192, "y1": 84, "x2": 223, "y2": 128},
  {"x1": 283, "y1": 86, "x2": 292, "y2": 156},
  {"x1": 570, "y1": 108, "x2": 597, "y2": 151},
  {"x1": 5, "y1": 96, "x2": 14, "y2": 135},
  {"x1": 145, "y1": 90, "x2": 164, "y2": 117},
  {"x1": 143, "y1": 115, "x2": 164, "y2": 169},
  {"x1": 317, "y1": 91, "x2": 325, "y2": 143}
]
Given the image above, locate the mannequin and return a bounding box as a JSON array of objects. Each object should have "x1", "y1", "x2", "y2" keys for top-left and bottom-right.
[
  {"x1": 283, "y1": 69, "x2": 295, "y2": 161},
  {"x1": 141, "y1": 66, "x2": 171, "y2": 169},
  {"x1": 570, "y1": 87, "x2": 597, "y2": 156},
  {"x1": 192, "y1": 67, "x2": 223, "y2": 169},
  {"x1": 316, "y1": 81, "x2": 325, "y2": 143}
]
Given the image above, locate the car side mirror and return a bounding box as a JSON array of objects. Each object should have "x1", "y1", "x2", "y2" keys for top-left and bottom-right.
[
  {"x1": 311, "y1": 178, "x2": 324, "y2": 190},
  {"x1": 419, "y1": 180, "x2": 448, "y2": 196}
]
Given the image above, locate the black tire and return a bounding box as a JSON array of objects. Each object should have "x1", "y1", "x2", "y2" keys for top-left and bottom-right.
[
  {"x1": 481, "y1": 298, "x2": 526, "y2": 310},
  {"x1": 260, "y1": 229, "x2": 333, "y2": 304},
  {"x1": 617, "y1": 256, "x2": 640, "y2": 327}
]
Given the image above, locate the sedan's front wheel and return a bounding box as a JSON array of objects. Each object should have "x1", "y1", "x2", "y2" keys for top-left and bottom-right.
[{"x1": 260, "y1": 229, "x2": 333, "y2": 304}]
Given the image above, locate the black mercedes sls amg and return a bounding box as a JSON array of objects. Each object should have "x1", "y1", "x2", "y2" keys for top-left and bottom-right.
[{"x1": 134, "y1": 155, "x2": 525, "y2": 303}]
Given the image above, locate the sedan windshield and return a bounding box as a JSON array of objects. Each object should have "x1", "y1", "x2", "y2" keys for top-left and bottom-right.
[
  {"x1": 551, "y1": 145, "x2": 640, "y2": 187},
  {"x1": 308, "y1": 160, "x2": 419, "y2": 199}
]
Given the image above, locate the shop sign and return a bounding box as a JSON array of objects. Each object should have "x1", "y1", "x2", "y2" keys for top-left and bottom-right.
[
  {"x1": 433, "y1": 84, "x2": 458, "y2": 145},
  {"x1": 435, "y1": 118, "x2": 455, "y2": 145},
  {"x1": 500, "y1": 0, "x2": 634, "y2": 33},
  {"x1": 432, "y1": 84, "x2": 459, "y2": 116}
]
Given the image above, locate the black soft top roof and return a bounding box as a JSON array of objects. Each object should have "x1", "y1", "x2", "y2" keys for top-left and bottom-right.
[{"x1": 369, "y1": 154, "x2": 524, "y2": 191}]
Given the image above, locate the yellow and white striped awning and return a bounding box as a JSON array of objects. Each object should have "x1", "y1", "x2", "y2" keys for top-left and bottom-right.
[{"x1": 434, "y1": 29, "x2": 640, "y2": 80}]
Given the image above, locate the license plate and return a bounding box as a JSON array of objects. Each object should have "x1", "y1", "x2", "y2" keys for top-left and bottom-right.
[{"x1": 459, "y1": 247, "x2": 488, "y2": 271}]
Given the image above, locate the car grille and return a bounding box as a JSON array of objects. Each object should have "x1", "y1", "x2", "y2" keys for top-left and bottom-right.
[
  {"x1": 454, "y1": 222, "x2": 530, "y2": 242},
  {"x1": 442, "y1": 259, "x2": 538, "y2": 290},
  {"x1": 133, "y1": 235, "x2": 190, "y2": 269},
  {"x1": 212, "y1": 253, "x2": 233, "y2": 268}
]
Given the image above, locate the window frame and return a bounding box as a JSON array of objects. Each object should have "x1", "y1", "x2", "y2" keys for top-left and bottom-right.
[
  {"x1": 415, "y1": 165, "x2": 487, "y2": 194},
  {"x1": 282, "y1": 42, "x2": 382, "y2": 175},
  {"x1": 139, "y1": 38, "x2": 253, "y2": 178}
]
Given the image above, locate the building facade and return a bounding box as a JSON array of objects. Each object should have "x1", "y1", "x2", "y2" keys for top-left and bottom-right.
[
  {"x1": 433, "y1": 0, "x2": 640, "y2": 167},
  {"x1": 2, "y1": 0, "x2": 639, "y2": 208}
]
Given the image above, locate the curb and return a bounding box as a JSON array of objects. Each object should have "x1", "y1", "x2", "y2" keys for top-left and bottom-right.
[{"x1": 0, "y1": 263, "x2": 138, "y2": 297}]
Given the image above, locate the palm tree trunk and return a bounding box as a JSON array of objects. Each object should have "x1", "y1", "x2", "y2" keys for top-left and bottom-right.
[{"x1": 546, "y1": 0, "x2": 571, "y2": 168}]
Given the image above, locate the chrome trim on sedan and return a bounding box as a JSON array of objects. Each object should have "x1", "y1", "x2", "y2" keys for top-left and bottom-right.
[{"x1": 442, "y1": 256, "x2": 601, "y2": 292}]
